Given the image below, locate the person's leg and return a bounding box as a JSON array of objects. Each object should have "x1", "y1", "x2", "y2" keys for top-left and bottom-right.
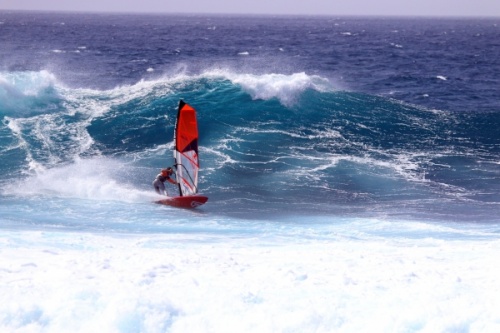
[
  {"x1": 153, "y1": 179, "x2": 165, "y2": 195},
  {"x1": 159, "y1": 182, "x2": 166, "y2": 195}
]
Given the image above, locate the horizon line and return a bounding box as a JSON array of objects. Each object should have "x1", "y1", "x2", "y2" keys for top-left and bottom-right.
[{"x1": 1, "y1": 8, "x2": 499, "y2": 19}]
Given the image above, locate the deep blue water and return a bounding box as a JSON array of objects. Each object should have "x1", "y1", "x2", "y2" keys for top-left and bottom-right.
[{"x1": 1, "y1": 11, "x2": 499, "y2": 223}]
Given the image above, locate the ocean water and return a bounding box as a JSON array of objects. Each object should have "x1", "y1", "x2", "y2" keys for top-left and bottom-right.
[{"x1": 1, "y1": 11, "x2": 500, "y2": 332}]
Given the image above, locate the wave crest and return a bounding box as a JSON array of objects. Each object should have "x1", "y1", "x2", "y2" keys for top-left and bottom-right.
[
  {"x1": 192, "y1": 69, "x2": 333, "y2": 106},
  {"x1": 223, "y1": 71, "x2": 331, "y2": 106},
  {"x1": 0, "y1": 70, "x2": 62, "y2": 116}
]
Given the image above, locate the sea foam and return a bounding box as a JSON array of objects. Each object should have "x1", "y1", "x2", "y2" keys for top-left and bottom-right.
[{"x1": 1, "y1": 226, "x2": 499, "y2": 333}]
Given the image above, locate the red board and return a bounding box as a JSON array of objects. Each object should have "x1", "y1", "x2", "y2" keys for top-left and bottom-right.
[{"x1": 156, "y1": 195, "x2": 208, "y2": 209}]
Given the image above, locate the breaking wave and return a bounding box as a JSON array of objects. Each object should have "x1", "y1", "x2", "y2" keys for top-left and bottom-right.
[{"x1": 1, "y1": 69, "x2": 499, "y2": 220}]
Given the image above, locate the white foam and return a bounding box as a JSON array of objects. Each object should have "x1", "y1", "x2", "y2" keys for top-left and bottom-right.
[
  {"x1": 437, "y1": 75, "x2": 447, "y2": 81},
  {"x1": 203, "y1": 145, "x2": 239, "y2": 170},
  {"x1": 4, "y1": 157, "x2": 157, "y2": 203},
  {"x1": 220, "y1": 71, "x2": 332, "y2": 106},
  {"x1": 233, "y1": 125, "x2": 341, "y2": 141},
  {"x1": 0, "y1": 70, "x2": 58, "y2": 97},
  {"x1": 1, "y1": 227, "x2": 499, "y2": 332}
]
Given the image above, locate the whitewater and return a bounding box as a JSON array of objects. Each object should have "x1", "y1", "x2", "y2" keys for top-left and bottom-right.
[{"x1": 1, "y1": 12, "x2": 500, "y2": 333}]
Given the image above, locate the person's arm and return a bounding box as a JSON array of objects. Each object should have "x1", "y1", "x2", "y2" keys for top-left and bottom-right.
[{"x1": 167, "y1": 178, "x2": 177, "y2": 185}]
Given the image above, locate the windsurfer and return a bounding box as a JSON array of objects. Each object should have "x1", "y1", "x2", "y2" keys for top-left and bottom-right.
[{"x1": 153, "y1": 167, "x2": 177, "y2": 195}]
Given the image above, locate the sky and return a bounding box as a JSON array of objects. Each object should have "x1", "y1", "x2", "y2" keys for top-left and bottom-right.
[{"x1": 1, "y1": 0, "x2": 500, "y2": 17}]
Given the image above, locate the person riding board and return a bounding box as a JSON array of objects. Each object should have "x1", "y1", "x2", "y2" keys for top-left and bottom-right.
[{"x1": 153, "y1": 167, "x2": 177, "y2": 195}]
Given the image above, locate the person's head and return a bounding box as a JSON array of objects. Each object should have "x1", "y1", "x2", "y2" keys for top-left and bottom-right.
[{"x1": 161, "y1": 167, "x2": 173, "y2": 176}]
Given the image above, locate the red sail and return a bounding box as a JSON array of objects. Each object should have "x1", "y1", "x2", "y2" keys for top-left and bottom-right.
[{"x1": 173, "y1": 100, "x2": 200, "y2": 196}]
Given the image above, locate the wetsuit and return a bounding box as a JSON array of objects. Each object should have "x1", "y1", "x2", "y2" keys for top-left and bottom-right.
[{"x1": 153, "y1": 173, "x2": 172, "y2": 195}]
